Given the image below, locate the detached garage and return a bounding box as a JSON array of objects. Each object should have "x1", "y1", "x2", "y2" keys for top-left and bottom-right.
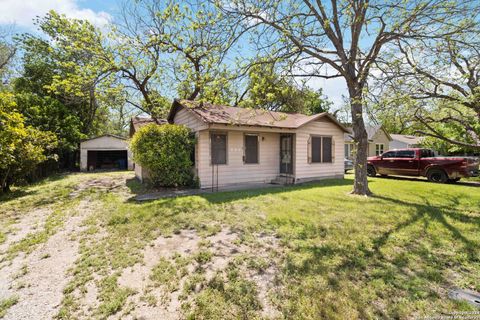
[{"x1": 80, "y1": 135, "x2": 133, "y2": 171}]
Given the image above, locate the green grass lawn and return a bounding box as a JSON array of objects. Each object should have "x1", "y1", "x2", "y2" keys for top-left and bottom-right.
[{"x1": 1, "y1": 172, "x2": 479, "y2": 319}]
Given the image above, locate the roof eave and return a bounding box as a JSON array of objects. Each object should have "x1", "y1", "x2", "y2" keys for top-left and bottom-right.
[{"x1": 297, "y1": 113, "x2": 350, "y2": 133}]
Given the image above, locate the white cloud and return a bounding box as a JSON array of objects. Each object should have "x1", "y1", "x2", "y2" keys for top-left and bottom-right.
[{"x1": 0, "y1": 0, "x2": 112, "y2": 28}]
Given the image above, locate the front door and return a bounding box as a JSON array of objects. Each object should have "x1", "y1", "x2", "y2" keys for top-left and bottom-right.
[{"x1": 280, "y1": 134, "x2": 293, "y2": 174}]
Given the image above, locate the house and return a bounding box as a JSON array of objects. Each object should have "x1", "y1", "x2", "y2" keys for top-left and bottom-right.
[
  {"x1": 80, "y1": 134, "x2": 133, "y2": 171},
  {"x1": 134, "y1": 99, "x2": 349, "y2": 189},
  {"x1": 344, "y1": 125, "x2": 392, "y2": 159},
  {"x1": 390, "y1": 134, "x2": 425, "y2": 149}
]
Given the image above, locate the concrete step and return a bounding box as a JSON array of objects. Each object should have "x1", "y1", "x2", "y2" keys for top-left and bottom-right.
[{"x1": 271, "y1": 175, "x2": 295, "y2": 185}]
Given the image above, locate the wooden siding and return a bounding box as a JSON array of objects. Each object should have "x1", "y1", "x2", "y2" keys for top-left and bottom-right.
[
  {"x1": 173, "y1": 108, "x2": 208, "y2": 131},
  {"x1": 294, "y1": 118, "x2": 345, "y2": 180},
  {"x1": 196, "y1": 130, "x2": 280, "y2": 188}
]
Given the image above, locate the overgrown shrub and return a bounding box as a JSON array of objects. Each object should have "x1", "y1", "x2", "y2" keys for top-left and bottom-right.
[{"x1": 130, "y1": 124, "x2": 195, "y2": 187}]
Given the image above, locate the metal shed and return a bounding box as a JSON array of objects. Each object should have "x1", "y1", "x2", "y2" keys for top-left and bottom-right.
[{"x1": 80, "y1": 135, "x2": 133, "y2": 171}]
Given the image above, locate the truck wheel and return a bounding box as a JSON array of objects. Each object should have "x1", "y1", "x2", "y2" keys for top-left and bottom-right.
[
  {"x1": 367, "y1": 165, "x2": 377, "y2": 177},
  {"x1": 427, "y1": 169, "x2": 448, "y2": 183}
]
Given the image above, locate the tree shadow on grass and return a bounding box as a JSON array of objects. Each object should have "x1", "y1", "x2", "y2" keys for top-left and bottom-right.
[
  {"x1": 0, "y1": 189, "x2": 37, "y2": 204},
  {"x1": 280, "y1": 193, "x2": 479, "y2": 317},
  {"x1": 0, "y1": 173, "x2": 68, "y2": 204},
  {"x1": 371, "y1": 195, "x2": 479, "y2": 261}
]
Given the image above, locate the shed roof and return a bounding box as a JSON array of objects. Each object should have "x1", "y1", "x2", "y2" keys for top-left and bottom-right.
[
  {"x1": 168, "y1": 99, "x2": 349, "y2": 132},
  {"x1": 80, "y1": 134, "x2": 126, "y2": 143}
]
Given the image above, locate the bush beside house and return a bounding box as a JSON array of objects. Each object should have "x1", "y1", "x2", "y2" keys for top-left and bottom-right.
[{"x1": 130, "y1": 124, "x2": 196, "y2": 187}]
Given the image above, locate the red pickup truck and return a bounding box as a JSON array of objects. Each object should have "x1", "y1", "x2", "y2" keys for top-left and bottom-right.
[{"x1": 367, "y1": 148, "x2": 479, "y2": 183}]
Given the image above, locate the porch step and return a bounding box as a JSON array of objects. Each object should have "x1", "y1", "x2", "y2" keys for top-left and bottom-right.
[{"x1": 271, "y1": 175, "x2": 295, "y2": 185}]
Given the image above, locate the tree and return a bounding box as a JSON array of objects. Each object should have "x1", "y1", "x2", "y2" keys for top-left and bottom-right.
[
  {"x1": 0, "y1": 26, "x2": 16, "y2": 85},
  {"x1": 0, "y1": 92, "x2": 57, "y2": 193},
  {"x1": 376, "y1": 30, "x2": 480, "y2": 149},
  {"x1": 217, "y1": 0, "x2": 476, "y2": 195},
  {"x1": 115, "y1": 0, "x2": 242, "y2": 114},
  {"x1": 19, "y1": 11, "x2": 118, "y2": 136},
  {"x1": 238, "y1": 61, "x2": 332, "y2": 114}
]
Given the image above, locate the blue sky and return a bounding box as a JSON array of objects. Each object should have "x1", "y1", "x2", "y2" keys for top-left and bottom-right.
[{"x1": 0, "y1": 0, "x2": 347, "y2": 107}]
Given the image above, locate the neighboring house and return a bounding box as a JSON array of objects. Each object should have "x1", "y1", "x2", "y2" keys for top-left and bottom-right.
[
  {"x1": 134, "y1": 99, "x2": 349, "y2": 189},
  {"x1": 80, "y1": 135, "x2": 133, "y2": 171},
  {"x1": 344, "y1": 125, "x2": 392, "y2": 159},
  {"x1": 390, "y1": 134, "x2": 425, "y2": 149}
]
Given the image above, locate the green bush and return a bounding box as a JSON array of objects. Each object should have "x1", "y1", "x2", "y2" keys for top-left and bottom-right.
[{"x1": 130, "y1": 124, "x2": 195, "y2": 187}]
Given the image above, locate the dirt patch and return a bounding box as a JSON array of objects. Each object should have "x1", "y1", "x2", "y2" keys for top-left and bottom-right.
[
  {"x1": 0, "y1": 207, "x2": 52, "y2": 257},
  {"x1": 0, "y1": 199, "x2": 96, "y2": 320},
  {"x1": 115, "y1": 228, "x2": 283, "y2": 319},
  {"x1": 69, "y1": 174, "x2": 132, "y2": 199},
  {"x1": 115, "y1": 230, "x2": 200, "y2": 320}
]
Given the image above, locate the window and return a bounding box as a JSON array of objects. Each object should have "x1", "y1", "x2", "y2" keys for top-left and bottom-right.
[
  {"x1": 375, "y1": 144, "x2": 384, "y2": 156},
  {"x1": 382, "y1": 151, "x2": 396, "y2": 158},
  {"x1": 244, "y1": 134, "x2": 259, "y2": 164},
  {"x1": 396, "y1": 150, "x2": 415, "y2": 158},
  {"x1": 344, "y1": 143, "x2": 354, "y2": 159},
  {"x1": 322, "y1": 137, "x2": 332, "y2": 162},
  {"x1": 211, "y1": 133, "x2": 227, "y2": 165},
  {"x1": 420, "y1": 149, "x2": 434, "y2": 158},
  {"x1": 312, "y1": 137, "x2": 322, "y2": 162},
  {"x1": 311, "y1": 136, "x2": 333, "y2": 163}
]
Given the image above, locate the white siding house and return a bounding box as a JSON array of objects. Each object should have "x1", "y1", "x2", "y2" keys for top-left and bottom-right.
[
  {"x1": 344, "y1": 125, "x2": 392, "y2": 159},
  {"x1": 134, "y1": 99, "x2": 348, "y2": 189}
]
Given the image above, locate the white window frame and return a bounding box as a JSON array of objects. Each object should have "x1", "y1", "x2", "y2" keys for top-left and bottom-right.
[{"x1": 375, "y1": 143, "x2": 384, "y2": 156}]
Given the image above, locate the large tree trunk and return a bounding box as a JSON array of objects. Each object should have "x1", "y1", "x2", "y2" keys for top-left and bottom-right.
[{"x1": 349, "y1": 88, "x2": 372, "y2": 196}]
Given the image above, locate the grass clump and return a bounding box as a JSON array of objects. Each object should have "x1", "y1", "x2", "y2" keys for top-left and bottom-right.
[
  {"x1": 97, "y1": 274, "x2": 134, "y2": 318},
  {"x1": 186, "y1": 266, "x2": 261, "y2": 320},
  {"x1": 0, "y1": 296, "x2": 19, "y2": 318},
  {"x1": 150, "y1": 257, "x2": 178, "y2": 292},
  {"x1": 194, "y1": 250, "x2": 213, "y2": 264}
]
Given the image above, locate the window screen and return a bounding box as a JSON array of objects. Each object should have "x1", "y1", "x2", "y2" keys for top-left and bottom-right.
[
  {"x1": 244, "y1": 135, "x2": 258, "y2": 164},
  {"x1": 322, "y1": 137, "x2": 332, "y2": 163},
  {"x1": 311, "y1": 136, "x2": 333, "y2": 163},
  {"x1": 311, "y1": 137, "x2": 322, "y2": 163},
  {"x1": 211, "y1": 133, "x2": 227, "y2": 164}
]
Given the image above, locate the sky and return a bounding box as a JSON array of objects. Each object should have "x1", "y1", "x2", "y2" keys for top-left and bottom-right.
[{"x1": 0, "y1": 0, "x2": 348, "y2": 108}]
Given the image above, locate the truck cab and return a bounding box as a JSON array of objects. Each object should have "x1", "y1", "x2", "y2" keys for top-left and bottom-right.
[{"x1": 367, "y1": 148, "x2": 479, "y2": 183}]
